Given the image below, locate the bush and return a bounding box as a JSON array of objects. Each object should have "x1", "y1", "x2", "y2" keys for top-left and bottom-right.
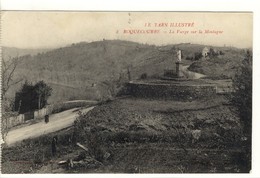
[
  {"x1": 194, "y1": 52, "x2": 202, "y2": 60},
  {"x1": 186, "y1": 56, "x2": 194, "y2": 61},
  {"x1": 33, "y1": 149, "x2": 45, "y2": 164},
  {"x1": 73, "y1": 111, "x2": 106, "y2": 162},
  {"x1": 230, "y1": 50, "x2": 252, "y2": 137},
  {"x1": 85, "y1": 131, "x2": 106, "y2": 162},
  {"x1": 116, "y1": 83, "x2": 129, "y2": 97},
  {"x1": 14, "y1": 80, "x2": 52, "y2": 114},
  {"x1": 209, "y1": 48, "x2": 219, "y2": 58},
  {"x1": 219, "y1": 51, "x2": 225, "y2": 55},
  {"x1": 140, "y1": 73, "x2": 148, "y2": 79},
  {"x1": 150, "y1": 73, "x2": 160, "y2": 79},
  {"x1": 228, "y1": 50, "x2": 252, "y2": 172}
]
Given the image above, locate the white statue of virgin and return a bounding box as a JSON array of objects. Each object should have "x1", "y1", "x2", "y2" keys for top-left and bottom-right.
[{"x1": 177, "y1": 49, "x2": 182, "y2": 62}]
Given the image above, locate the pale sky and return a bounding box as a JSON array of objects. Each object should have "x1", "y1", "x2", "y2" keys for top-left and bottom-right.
[{"x1": 1, "y1": 12, "x2": 253, "y2": 48}]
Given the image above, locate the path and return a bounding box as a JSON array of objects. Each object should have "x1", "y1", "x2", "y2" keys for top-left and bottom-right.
[
  {"x1": 181, "y1": 65, "x2": 206, "y2": 79},
  {"x1": 5, "y1": 106, "x2": 95, "y2": 146},
  {"x1": 182, "y1": 65, "x2": 233, "y2": 93}
]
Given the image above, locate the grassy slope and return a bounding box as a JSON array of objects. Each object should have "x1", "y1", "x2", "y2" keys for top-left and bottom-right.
[
  {"x1": 188, "y1": 48, "x2": 246, "y2": 79},
  {"x1": 71, "y1": 96, "x2": 245, "y2": 173},
  {"x1": 2, "y1": 96, "x2": 246, "y2": 173},
  {"x1": 77, "y1": 96, "x2": 240, "y2": 139}
]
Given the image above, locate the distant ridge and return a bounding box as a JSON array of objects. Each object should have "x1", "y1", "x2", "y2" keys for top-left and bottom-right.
[{"x1": 2, "y1": 46, "x2": 53, "y2": 59}]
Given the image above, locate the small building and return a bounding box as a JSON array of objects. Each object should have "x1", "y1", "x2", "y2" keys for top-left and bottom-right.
[{"x1": 202, "y1": 47, "x2": 209, "y2": 58}]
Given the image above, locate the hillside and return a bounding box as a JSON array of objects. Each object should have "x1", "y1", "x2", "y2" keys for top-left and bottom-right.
[
  {"x1": 10, "y1": 40, "x2": 177, "y2": 102},
  {"x1": 2, "y1": 96, "x2": 246, "y2": 173},
  {"x1": 8, "y1": 40, "x2": 246, "y2": 102},
  {"x1": 188, "y1": 48, "x2": 247, "y2": 79}
]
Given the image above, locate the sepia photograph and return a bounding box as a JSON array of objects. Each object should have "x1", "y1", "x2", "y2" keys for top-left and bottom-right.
[{"x1": 0, "y1": 11, "x2": 253, "y2": 174}]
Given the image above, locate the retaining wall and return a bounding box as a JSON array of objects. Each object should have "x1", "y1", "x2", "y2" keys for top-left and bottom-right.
[{"x1": 127, "y1": 82, "x2": 217, "y2": 101}]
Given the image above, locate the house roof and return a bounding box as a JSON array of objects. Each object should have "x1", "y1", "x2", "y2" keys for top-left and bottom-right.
[{"x1": 202, "y1": 47, "x2": 209, "y2": 51}]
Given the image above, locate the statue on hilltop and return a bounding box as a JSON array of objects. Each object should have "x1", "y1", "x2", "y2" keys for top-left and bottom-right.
[{"x1": 177, "y1": 49, "x2": 182, "y2": 62}]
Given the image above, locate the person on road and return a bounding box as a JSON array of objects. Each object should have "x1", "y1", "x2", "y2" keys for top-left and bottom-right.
[
  {"x1": 45, "y1": 115, "x2": 49, "y2": 124},
  {"x1": 52, "y1": 136, "x2": 58, "y2": 156}
]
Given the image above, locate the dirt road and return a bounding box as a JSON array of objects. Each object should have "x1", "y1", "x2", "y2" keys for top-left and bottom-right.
[{"x1": 5, "y1": 106, "x2": 95, "y2": 146}]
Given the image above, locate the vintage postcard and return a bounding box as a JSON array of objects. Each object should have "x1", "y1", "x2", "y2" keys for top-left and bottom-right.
[{"x1": 0, "y1": 11, "x2": 253, "y2": 174}]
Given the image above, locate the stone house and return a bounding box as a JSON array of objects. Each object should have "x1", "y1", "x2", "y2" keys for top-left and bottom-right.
[{"x1": 202, "y1": 47, "x2": 209, "y2": 58}]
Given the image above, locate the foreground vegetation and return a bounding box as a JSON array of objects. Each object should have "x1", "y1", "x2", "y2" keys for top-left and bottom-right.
[{"x1": 2, "y1": 95, "x2": 250, "y2": 173}]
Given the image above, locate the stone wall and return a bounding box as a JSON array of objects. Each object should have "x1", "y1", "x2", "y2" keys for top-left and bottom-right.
[
  {"x1": 127, "y1": 82, "x2": 217, "y2": 101},
  {"x1": 3, "y1": 114, "x2": 25, "y2": 129},
  {"x1": 34, "y1": 105, "x2": 54, "y2": 119}
]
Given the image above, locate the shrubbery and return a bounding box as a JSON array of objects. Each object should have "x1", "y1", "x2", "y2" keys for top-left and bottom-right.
[
  {"x1": 228, "y1": 50, "x2": 252, "y2": 172},
  {"x1": 230, "y1": 50, "x2": 252, "y2": 137},
  {"x1": 140, "y1": 73, "x2": 148, "y2": 79},
  {"x1": 14, "y1": 81, "x2": 52, "y2": 114},
  {"x1": 194, "y1": 52, "x2": 203, "y2": 60}
]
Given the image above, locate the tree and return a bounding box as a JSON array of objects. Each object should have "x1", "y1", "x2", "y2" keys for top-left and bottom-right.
[
  {"x1": 14, "y1": 80, "x2": 52, "y2": 113},
  {"x1": 1, "y1": 57, "x2": 23, "y2": 100},
  {"x1": 208, "y1": 48, "x2": 219, "y2": 58},
  {"x1": 194, "y1": 52, "x2": 202, "y2": 60},
  {"x1": 35, "y1": 81, "x2": 52, "y2": 109},
  {"x1": 229, "y1": 50, "x2": 252, "y2": 172},
  {"x1": 219, "y1": 51, "x2": 225, "y2": 55},
  {"x1": 140, "y1": 73, "x2": 148, "y2": 79},
  {"x1": 1, "y1": 57, "x2": 23, "y2": 143},
  {"x1": 230, "y1": 50, "x2": 252, "y2": 137}
]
